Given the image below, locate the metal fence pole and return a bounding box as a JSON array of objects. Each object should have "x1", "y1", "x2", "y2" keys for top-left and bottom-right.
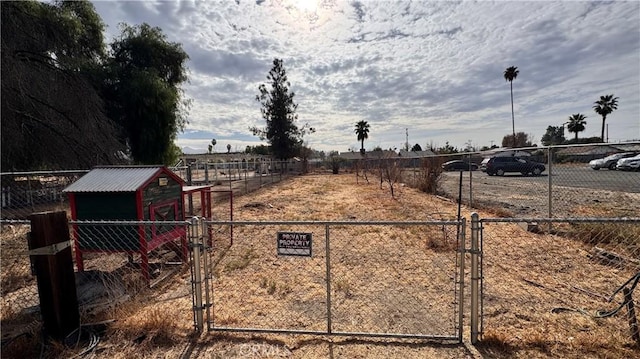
[
  {"x1": 190, "y1": 217, "x2": 204, "y2": 332},
  {"x1": 547, "y1": 148, "x2": 553, "y2": 232},
  {"x1": 457, "y1": 217, "x2": 466, "y2": 342},
  {"x1": 325, "y1": 223, "x2": 332, "y2": 334},
  {"x1": 202, "y1": 219, "x2": 212, "y2": 331},
  {"x1": 470, "y1": 212, "x2": 480, "y2": 344}
]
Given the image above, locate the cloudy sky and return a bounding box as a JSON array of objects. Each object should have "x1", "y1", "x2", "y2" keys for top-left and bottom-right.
[{"x1": 92, "y1": 0, "x2": 640, "y2": 153}]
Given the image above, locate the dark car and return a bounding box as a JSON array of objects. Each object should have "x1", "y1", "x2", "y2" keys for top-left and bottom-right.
[
  {"x1": 442, "y1": 160, "x2": 478, "y2": 171},
  {"x1": 485, "y1": 156, "x2": 545, "y2": 176}
]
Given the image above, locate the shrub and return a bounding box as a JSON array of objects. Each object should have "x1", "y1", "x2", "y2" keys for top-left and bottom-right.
[{"x1": 417, "y1": 157, "x2": 443, "y2": 194}]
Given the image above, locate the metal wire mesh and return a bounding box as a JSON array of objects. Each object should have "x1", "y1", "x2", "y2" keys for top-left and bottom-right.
[
  {"x1": 479, "y1": 218, "x2": 640, "y2": 347},
  {"x1": 0, "y1": 171, "x2": 88, "y2": 220},
  {"x1": 1, "y1": 221, "x2": 39, "y2": 325},
  {"x1": 201, "y1": 220, "x2": 464, "y2": 339}
]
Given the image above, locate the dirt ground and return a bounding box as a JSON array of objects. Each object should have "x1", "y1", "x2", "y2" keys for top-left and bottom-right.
[{"x1": 3, "y1": 172, "x2": 638, "y2": 358}]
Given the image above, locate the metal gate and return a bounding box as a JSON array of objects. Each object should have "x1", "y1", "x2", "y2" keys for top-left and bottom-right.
[{"x1": 190, "y1": 218, "x2": 466, "y2": 341}]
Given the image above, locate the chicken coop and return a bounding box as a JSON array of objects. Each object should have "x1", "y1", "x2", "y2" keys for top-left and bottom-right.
[{"x1": 63, "y1": 166, "x2": 187, "y2": 281}]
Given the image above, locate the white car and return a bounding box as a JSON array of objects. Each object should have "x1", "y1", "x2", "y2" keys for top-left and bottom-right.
[
  {"x1": 589, "y1": 152, "x2": 636, "y2": 170},
  {"x1": 616, "y1": 154, "x2": 640, "y2": 171}
]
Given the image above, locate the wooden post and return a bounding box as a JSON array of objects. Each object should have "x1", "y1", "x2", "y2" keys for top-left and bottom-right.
[
  {"x1": 28, "y1": 211, "x2": 79, "y2": 341},
  {"x1": 624, "y1": 288, "x2": 640, "y2": 345}
]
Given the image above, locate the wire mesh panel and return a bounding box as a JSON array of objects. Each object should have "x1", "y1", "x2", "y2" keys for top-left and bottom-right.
[
  {"x1": 71, "y1": 220, "x2": 190, "y2": 287},
  {"x1": 204, "y1": 221, "x2": 329, "y2": 333},
  {"x1": 0, "y1": 170, "x2": 88, "y2": 220},
  {"x1": 328, "y1": 222, "x2": 463, "y2": 338},
  {"x1": 201, "y1": 220, "x2": 464, "y2": 340},
  {"x1": 1, "y1": 221, "x2": 40, "y2": 331},
  {"x1": 479, "y1": 218, "x2": 640, "y2": 356}
]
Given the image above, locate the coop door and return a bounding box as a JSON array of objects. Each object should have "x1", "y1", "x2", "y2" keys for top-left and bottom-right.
[
  {"x1": 149, "y1": 200, "x2": 179, "y2": 221},
  {"x1": 149, "y1": 200, "x2": 180, "y2": 237}
]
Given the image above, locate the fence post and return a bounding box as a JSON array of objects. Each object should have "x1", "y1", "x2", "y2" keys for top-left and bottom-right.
[
  {"x1": 470, "y1": 212, "x2": 480, "y2": 344},
  {"x1": 458, "y1": 217, "x2": 466, "y2": 342},
  {"x1": 28, "y1": 211, "x2": 80, "y2": 341},
  {"x1": 547, "y1": 148, "x2": 553, "y2": 220},
  {"x1": 325, "y1": 223, "x2": 332, "y2": 334},
  {"x1": 190, "y1": 216, "x2": 204, "y2": 332}
]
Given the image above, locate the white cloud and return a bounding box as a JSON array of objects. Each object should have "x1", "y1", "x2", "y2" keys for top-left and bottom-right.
[{"x1": 92, "y1": 0, "x2": 640, "y2": 152}]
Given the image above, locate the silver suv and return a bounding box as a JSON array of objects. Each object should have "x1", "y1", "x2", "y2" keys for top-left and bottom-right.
[{"x1": 589, "y1": 152, "x2": 636, "y2": 170}]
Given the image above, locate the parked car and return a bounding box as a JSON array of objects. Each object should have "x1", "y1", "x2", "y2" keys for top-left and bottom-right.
[
  {"x1": 485, "y1": 156, "x2": 546, "y2": 176},
  {"x1": 616, "y1": 154, "x2": 640, "y2": 171},
  {"x1": 589, "y1": 152, "x2": 636, "y2": 170},
  {"x1": 480, "y1": 157, "x2": 491, "y2": 172},
  {"x1": 442, "y1": 160, "x2": 478, "y2": 171}
]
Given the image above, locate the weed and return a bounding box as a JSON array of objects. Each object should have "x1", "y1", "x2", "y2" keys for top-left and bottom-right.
[
  {"x1": 224, "y1": 249, "x2": 257, "y2": 272},
  {"x1": 416, "y1": 157, "x2": 443, "y2": 194},
  {"x1": 334, "y1": 278, "x2": 352, "y2": 297},
  {"x1": 278, "y1": 284, "x2": 292, "y2": 298},
  {"x1": 267, "y1": 280, "x2": 277, "y2": 295}
]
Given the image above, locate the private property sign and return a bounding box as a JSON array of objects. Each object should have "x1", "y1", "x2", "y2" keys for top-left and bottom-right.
[{"x1": 277, "y1": 232, "x2": 312, "y2": 257}]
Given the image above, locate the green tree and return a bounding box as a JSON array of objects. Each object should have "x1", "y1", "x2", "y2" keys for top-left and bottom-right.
[
  {"x1": 211, "y1": 138, "x2": 217, "y2": 152},
  {"x1": 104, "y1": 23, "x2": 190, "y2": 165},
  {"x1": 593, "y1": 94, "x2": 618, "y2": 142},
  {"x1": 208, "y1": 144, "x2": 213, "y2": 154},
  {"x1": 1, "y1": 0, "x2": 124, "y2": 170},
  {"x1": 504, "y1": 66, "x2": 519, "y2": 146},
  {"x1": 566, "y1": 113, "x2": 587, "y2": 140},
  {"x1": 502, "y1": 132, "x2": 533, "y2": 148},
  {"x1": 435, "y1": 141, "x2": 458, "y2": 154},
  {"x1": 227, "y1": 144, "x2": 231, "y2": 153},
  {"x1": 252, "y1": 58, "x2": 309, "y2": 160},
  {"x1": 411, "y1": 143, "x2": 423, "y2": 152},
  {"x1": 541, "y1": 126, "x2": 566, "y2": 146},
  {"x1": 354, "y1": 120, "x2": 370, "y2": 154}
]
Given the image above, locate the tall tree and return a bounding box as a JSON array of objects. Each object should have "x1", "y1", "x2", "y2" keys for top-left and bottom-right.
[
  {"x1": 504, "y1": 66, "x2": 519, "y2": 146},
  {"x1": 354, "y1": 120, "x2": 370, "y2": 154},
  {"x1": 1, "y1": 0, "x2": 125, "y2": 170},
  {"x1": 592, "y1": 94, "x2": 618, "y2": 142},
  {"x1": 252, "y1": 58, "x2": 310, "y2": 160},
  {"x1": 211, "y1": 138, "x2": 217, "y2": 152},
  {"x1": 104, "y1": 23, "x2": 190, "y2": 165},
  {"x1": 502, "y1": 132, "x2": 533, "y2": 148},
  {"x1": 566, "y1": 113, "x2": 587, "y2": 140},
  {"x1": 227, "y1": 144, "x2": 231, "y2": 153},
  {"x1": 541, "y1": 126, "x2": 566, "y2": 146}
]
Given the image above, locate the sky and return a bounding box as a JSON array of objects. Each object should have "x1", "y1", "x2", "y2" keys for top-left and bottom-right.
[{"x1": 91, "y1": 0, "x2": 640, "y2": 154}]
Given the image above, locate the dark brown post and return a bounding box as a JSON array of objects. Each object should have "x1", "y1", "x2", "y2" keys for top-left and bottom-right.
[
  {"x1": 29, "y1": 211, "x2": 79, "y2": 341},
  {"x1": 624, "y1": 288, "x2": 640, "y2": 345}
]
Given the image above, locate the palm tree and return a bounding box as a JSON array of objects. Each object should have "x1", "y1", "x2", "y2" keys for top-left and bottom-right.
[
  {"x1": 503, "y1": 66, "x2": 519, "y2": 146},
  {"x1": 354, "y1": 120, "x2": 370, "y2": 154},
  {"x1": 566, "y1": 113, "x2": 587, "y2": 140},
  {"x1": 593, "y1": 94, "x2": 619, "y2": 142}
]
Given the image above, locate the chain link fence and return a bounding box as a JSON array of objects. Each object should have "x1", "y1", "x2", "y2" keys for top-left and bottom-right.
[
  {"x1": 1, "y1": 219, "x2": 195, "y2": 356},
  {"x1": 175, "y1": 159, "x2": 305, "y2": 197},
  {"x1": 396, "y1": 142, "x2": 640, "y2": 218},
  {"x1": 478, "y1": 217, "x2": 640, "y2": 351},
  {"x1": 1, "y1": 170, "x2": 88, "y2": 220},
  {"x1": 196, "y1": 219, "x2": 466, "y2": 340}
]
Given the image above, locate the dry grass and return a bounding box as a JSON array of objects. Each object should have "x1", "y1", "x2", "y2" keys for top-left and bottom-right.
[{"x1": 2, "y1": 173, "x2": 638, "y2": 358}]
